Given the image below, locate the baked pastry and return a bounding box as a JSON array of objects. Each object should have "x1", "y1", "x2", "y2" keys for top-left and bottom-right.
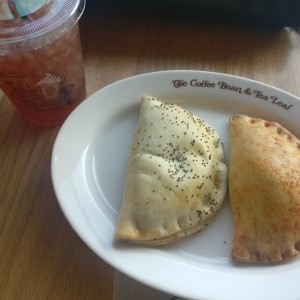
[
  {"x1": 115, "y1": 96, "x2": 228, "y2": 245},
  {"x1": 229, "y1": 115, "x2": 300, "y2": 263}
]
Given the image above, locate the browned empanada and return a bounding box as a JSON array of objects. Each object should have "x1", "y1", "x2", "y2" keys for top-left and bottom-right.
[
  {"x1": 115, "y1": 96, "x2": 228, "y2": 245},
  {"x1": 229, "y1": 115, "x2": 300, "y2": 263}
]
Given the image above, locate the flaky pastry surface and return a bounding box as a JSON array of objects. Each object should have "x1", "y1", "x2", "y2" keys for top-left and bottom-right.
[
  {"x1": 229, "y1": 115, "x2": 300, "y2": 263},
  {"x1": 115, "y1": 96, "x2": 228, "y2": 245}
]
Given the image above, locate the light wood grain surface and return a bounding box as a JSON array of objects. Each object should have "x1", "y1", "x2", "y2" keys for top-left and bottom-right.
[{"x1": 1, "y1": 2, "x2": 300, "y2": 299}]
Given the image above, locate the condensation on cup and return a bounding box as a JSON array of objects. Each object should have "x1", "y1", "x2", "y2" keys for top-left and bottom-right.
[{"x1": 0, "y1": 0, "x2": 86, "y2": 126}]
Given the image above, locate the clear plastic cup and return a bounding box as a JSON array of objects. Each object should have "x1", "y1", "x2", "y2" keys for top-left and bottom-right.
[{"x1": 0, "y1": 0, "x2": 86, "y2": 126}]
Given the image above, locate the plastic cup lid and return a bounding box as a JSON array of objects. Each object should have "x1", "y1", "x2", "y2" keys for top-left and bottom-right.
[{"x1": 0, "y1": 0, "x2": 86, "y2": 53}]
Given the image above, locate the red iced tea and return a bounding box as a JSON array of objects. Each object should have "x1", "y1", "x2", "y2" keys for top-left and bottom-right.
[{"x1": 0, "y1": 0, "x2": 86, "y2": 126}]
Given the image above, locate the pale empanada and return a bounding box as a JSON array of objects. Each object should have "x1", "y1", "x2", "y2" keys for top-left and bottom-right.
[
  {"x1": 229, "y1": 115, "x2": 300, "y2": 263},
  {"x1": 115, "y1": 96, "x2": 228, "y2": 245}
]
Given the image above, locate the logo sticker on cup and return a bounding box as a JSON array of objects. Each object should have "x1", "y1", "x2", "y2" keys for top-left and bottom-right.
[{"x1": 10, "y1": 0, "x2": 48, "y2": 17}]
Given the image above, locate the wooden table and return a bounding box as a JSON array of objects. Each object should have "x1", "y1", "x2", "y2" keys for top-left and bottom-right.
[{"x1": 1, "y1": 3, "x2": 300, "y2": 299}]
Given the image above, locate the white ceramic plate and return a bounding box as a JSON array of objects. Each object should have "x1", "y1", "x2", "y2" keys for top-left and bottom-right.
[{"x1": 51, "y1": 70, "x2": 300, "y2": 300}]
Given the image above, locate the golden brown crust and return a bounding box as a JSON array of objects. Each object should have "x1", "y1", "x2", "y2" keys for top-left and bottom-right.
[{"x1": 229, "y1": 115, "x2": 300, "y2": 263}]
